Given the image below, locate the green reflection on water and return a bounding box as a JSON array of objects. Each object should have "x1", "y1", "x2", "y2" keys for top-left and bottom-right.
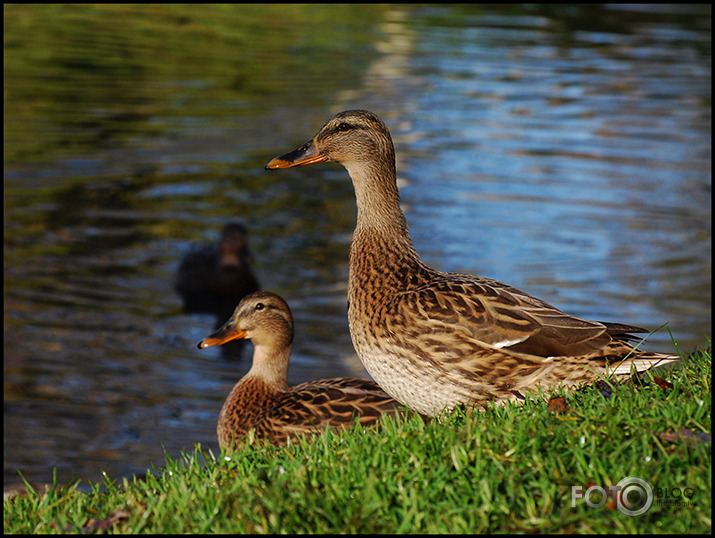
[{"x1": 4, "y1": 3, "x2": 390, "y2": 163}]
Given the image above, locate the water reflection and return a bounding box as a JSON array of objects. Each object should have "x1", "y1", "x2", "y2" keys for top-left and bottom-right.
[{"x1": 4, "y1": 4, "x2": 711, "y2": 491}]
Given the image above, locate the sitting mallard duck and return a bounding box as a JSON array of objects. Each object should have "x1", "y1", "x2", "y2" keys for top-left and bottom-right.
[
  {"x1": 198, "y1": 291, "x2": 402, "y2": 449},
  {"x1": 176, "y1": 222, "x2": 260, "y2": 358},
  {"x1": 265, "y1": 109, "x2": 679, "y2": 417}
]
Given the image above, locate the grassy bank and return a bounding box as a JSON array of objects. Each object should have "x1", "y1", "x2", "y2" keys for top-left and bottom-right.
[{"x1": 5, "y1": 342, "x2": 711, "y2": 534}]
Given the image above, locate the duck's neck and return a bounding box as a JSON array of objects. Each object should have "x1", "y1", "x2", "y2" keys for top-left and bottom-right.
[
  {"x1": 346, "y1": 158, "x2": 429, "y2": 294},
  {"x1": 346, "y1": 158, "x2": 411, "y2": 240},
  {"x1": 245, "y1": 343, "x2": 291, "y2": 391},
  {"x1": 219, "y1": 251, "x2": 242, "y2": 268}
]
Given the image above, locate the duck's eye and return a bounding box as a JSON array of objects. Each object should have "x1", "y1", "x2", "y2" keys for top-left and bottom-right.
[
  {"x1": 255, "y1": 303, "x2": 265, "y2": 311},
  {"x1": 337, "y1": 122, "x2": 352, "y2": 132}
]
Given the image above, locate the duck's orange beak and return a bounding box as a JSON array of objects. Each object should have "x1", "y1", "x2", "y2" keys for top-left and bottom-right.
[
  {"x1": 197, "y1": 321, "x2": 247, "y2": 349},
  {"x1": 265, "y1": 136, "x2": 327, "y2": 169}
]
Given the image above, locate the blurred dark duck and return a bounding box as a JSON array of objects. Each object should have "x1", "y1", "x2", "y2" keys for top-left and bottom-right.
[
  {"x1": 265, "y1": 109, "x2": 679, "y2": 417},
  {"x1": 176, "y1": 222, "x2": 260, "y2": 358},
  {"x1": 198, "y1": 291, "x2": 403, "y2": 449}
]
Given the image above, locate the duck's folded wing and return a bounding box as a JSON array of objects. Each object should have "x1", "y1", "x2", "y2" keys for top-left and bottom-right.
[
  {"x1": 266, "y1": 382, "x2": 400, "y2": 436},
  {"x1": 392, "y1": 274, "x2": 636, "y2": 358}
]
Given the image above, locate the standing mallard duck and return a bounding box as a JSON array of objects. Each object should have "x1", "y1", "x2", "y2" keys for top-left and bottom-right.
[
  {"x1": 198, "y1": 291, "x2": 402, "y2": 449},
  {"x1": 265, "y1": 109, "x2": 679, "y2": 417}
]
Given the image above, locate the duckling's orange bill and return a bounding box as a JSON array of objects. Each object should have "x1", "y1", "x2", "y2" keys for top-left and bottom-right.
[
  {"x1": 265, "y1": 137, "x2": 327, "y2": 169},
  {"x1": 198, "y1": 323, "x2": 247, "y2": 349}
]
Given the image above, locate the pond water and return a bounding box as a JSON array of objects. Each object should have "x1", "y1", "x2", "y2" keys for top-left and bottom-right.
[{"x1": 4, "y1": 4, "x2": 711, "y2": 490}]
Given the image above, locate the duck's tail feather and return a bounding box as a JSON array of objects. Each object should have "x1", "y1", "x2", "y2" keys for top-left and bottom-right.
[{"x1": 607, "y1": 352, "x2": 681, "y2": 377}]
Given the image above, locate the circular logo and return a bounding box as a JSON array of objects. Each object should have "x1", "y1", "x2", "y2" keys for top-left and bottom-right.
[{"x1": 616, "y1": 476, "x2": 654, "y2": 516}]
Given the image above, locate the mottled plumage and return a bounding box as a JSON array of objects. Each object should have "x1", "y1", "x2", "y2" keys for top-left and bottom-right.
[
  {"x1": 198, "y1": 291, "x2": 401, "y2": 449},
  {"x1": 265, "y1": 109, "x2": 679, "y2": 416}
]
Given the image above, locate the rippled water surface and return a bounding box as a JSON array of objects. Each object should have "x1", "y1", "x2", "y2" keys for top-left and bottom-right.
[{"x1": 4, "y1": 4, "x2": 711, "y2": 488}]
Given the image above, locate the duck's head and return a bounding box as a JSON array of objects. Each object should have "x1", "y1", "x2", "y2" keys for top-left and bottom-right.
[
  {"x1": 265, "y1": 109, "x2": 395, "y2": 174},
  {"x1": 218, "y1": 222, "x2": 252, "y2": 267},
  {"x1": 198, "y1": 291, "x2": 294, "y2": 350}
]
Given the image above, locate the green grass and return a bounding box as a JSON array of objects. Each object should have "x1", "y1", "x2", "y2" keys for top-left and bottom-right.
[{"x1": 5, "y1": 341, "x2": 711, "y2": 533}]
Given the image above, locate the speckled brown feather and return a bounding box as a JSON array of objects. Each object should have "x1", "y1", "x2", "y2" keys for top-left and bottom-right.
[
  {"x1": 216, "y1": 375, "x2": 402, "y2": 448},
  {"x1": 266, "y1": 110, "x2": 680, "y2": 416},
  {"x1": 199, "y1": 291, "x2": 402, "y2": 449}
]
